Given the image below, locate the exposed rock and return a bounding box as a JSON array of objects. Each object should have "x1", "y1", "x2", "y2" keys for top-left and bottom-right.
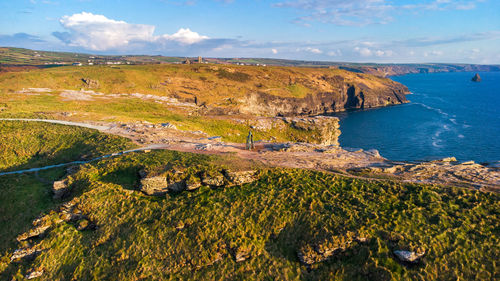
[
  {"x1": 298, "y1": 235, "x2": 354, "y2": 266},
  {"x1": 139, "y1": 175, "x2": 169, "y2": 196},
  {"x1": 82, "y1": 78, "x2": 100, "y2": 88},
  {"x1": 281, "y1": 116, "x2": 340, "y2": 146},
  {"x1": 472, "y1": 73, "x2": 481, "y2": 82},
  {"x1": 185, "y1": 178, "x2": 202, "y2": 191},
  {"x1": 25, "y1": 269, "x2": 44, "y2": 279},
  {"x1": 394, "y1": 250, "x2": 425, "y2": 263},
  {"x1": 76, "y1": 219, "x2": 95, "y2": 231},
  {"x1": 239, "y1": 77, "x2": 409, "y2": 116},
  {"x1": 11, "y1": 247, "x2": 42, "y2": 262},
  {"x1": 59, "y1": 201, "x2": 84, "y2": 222},
  {"x1": 52, "y1": 179, "x2": 70, "y2": 199},
  {"x1": 17, "y1": 217, "x2": 52, "y2": 242},
  {"x1": 167, "y1": 181, "x2": 187, "y2": 192},
  {"x1": 362, "y1": 159, "x2": 500, "y2": 190},
  {"x1": 232, "y1": 247, "x2": 251, "y2": 262},
  {"x1": 224, "y1": 170, "x2": 258, "y2": 185},
  {"x1": 201, "y1": 174, "x2": 225, "y2": 187}
]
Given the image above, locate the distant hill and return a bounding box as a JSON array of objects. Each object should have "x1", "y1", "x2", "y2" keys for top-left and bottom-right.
[{"x1": 1, "y1": 47, "x2": 499, "y2": 76}]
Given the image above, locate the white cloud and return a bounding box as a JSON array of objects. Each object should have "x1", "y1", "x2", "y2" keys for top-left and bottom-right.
[
  {"x1": 53, "y1": 12, "x2": 209, "y2": 51},
  {"x1": 355, "y1": 47, "x2": 372, "y2": 57},
  {"x1": 298, "y1": 47, "x2": 322, "y2": 54},
  {"x1": 159, "y1": 28, "x2": 208, "y2": 45},
  {"x1": 272, "y1": 48, "x2": 278, "y2": 54}
]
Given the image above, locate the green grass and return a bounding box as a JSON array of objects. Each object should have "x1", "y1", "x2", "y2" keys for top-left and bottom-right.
[
  {"x1": 0, "y1": 120, "x2": 137, "y2": 172},
  {"x1": 1, "y1": 149, "x2": 498, "y2": 280},
  {"x1": 0, "y1": 121, "x2": 136, "y2": 255}
]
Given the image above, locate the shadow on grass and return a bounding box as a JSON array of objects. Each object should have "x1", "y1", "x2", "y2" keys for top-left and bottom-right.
[{"x1": 264, "y1": 216, "x2": 393, "y2": 281}]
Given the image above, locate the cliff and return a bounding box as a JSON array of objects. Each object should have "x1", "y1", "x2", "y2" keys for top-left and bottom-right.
[
  {"x1": 0, "y1": 64, "x2": 410, "y2": 118},
  {"x1": 238, "y1": 76, "x2": 408, "y2": 116}
]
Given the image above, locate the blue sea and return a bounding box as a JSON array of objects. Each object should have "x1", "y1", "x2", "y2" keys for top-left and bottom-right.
[{"x1": 336, "y1": 72, "x2": 500, "y2": 163}]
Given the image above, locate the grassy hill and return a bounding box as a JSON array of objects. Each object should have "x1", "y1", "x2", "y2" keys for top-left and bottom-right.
[
  {"x1": 0, "y1": 63, "x2": 406, "y2": 142},
  {"x1": 0, "y1": 125, "x2": 498, "y2": 280}
]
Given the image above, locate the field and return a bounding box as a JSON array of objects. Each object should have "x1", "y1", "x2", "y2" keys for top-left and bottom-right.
[{"x1": 0, "y1": 122, "x2": 498, "y2": 280}]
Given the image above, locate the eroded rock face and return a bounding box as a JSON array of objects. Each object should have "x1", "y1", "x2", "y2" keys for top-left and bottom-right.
[
  {"x1": 239, "y1": 78, "x2": 409, "y2": 116},
  {"x1": 281, "y1": 116, "x2": 341, "y2": 146},
  {"x1": 139, "y1": 176, "x2": 169, "y2": 196},
  {"x1": 139, "y1": 168, "x2": 260, "y2": 196},
  {"x1": 244, "y1": 116, "x2": 341, "y2": 145},
  {"x1": 17, "y1": 217, "x2": 52, "y2": 242},
  {"x1": 11, "y1": 248, "x2": 42, "y2": 262}
]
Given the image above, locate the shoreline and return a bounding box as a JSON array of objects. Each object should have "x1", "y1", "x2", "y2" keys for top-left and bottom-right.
[{"x1": 1, "y1": 118, "x2": 498, "y2": 191}]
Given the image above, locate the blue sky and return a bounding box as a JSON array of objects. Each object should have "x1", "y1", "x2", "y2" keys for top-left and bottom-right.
[{"x1": 0, "y1": 0, "x2": 499, "y2": 63}]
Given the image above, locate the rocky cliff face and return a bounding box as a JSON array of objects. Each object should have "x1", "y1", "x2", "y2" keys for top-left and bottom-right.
[
  {"x1": 238, "y1": 76, "x2": 409, "y2": 116},
  {"x1": 245, "y1": 116, "x2": 341, "y2": 146}
]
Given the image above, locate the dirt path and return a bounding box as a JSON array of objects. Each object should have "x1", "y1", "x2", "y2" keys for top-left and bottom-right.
[{"x1": 1, "y1": 118, "x2": 498, "y2": 191}]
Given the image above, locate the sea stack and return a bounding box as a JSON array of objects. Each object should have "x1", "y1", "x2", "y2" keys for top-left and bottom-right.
[{"x1": 472, "y1": 73, "x2": 481, "y2": 82}]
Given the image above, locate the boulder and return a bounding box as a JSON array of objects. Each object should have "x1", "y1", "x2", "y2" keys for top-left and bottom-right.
[
  {"x1": 52, "y1": 179, "x2": 70, "y2": 199},
  {"x1": 472, "y1": 73, "x2": 481, "y2": 82},
  {"x1": 139, "y1": 176, "x2": 168, "y2": 196},
  {"x1": 11, "y1": 248, "x2": 42, "y2": 262},
  {"x1": 394, "y1": 250, "x2": 425, "y2": 263},
  {"x1": 25, "y1": 269, "x2": 44, "y2": 279}
]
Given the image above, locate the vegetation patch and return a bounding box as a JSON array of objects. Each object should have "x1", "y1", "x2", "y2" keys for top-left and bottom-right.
[
  {"x1": 216, "y1": 69, "x2": 251, "y2": 82},
  {"x1": 0, "y1": 149, "x2": 497, "y2": 280},
  {"x1": 0, "y1": 121, "x2": 137, "y2": 172}
]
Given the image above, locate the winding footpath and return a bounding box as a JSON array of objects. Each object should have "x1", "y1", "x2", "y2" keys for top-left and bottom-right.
[{"x1": 1, "y1": 118, "x2": 498, "y2": 191}]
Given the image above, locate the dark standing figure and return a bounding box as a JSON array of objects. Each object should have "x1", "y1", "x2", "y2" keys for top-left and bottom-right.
[{"x1": 246, "y1": 131, "x2": 255, "y2": 150}]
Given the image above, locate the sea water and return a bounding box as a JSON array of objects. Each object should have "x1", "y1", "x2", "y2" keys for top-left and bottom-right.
[{"x1": 336, "y1": 72, "x2": 500, "y2": 163}]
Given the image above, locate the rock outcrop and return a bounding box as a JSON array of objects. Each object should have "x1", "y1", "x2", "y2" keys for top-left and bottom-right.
[
  {"x1": 360, "y1": 158, "x2": 500, "y2": 191},
  {"x1": 17, "y1": 217, "x2": 52, "y2": 242},
  {"x1": 472, "y1": 73, "x2": 481, "y2": 82},
  {"x1": 52, "y1": 179, "x2": 70, "y2": 199},
  {"x1": 11, "y1": 247, "x2": 42, "y2": 262},
  {"x1": 139, "y1": 168, "x2": 260, "y2": 196},
  {"x1": 239, "y1": 77, "x2": 409, "y2": 116},
  {"x1": 281, "y1": 116, "x2": 340, "y2": 146},
  {"x1": 25, "y1": 269, "x2": 44, "y2": 280},
  {"x1": 394, "y1": 250, "x2": 425, "y2": 263},
  {"x1": 244, "y1": 116, "x2": 341, "y2": 146}
]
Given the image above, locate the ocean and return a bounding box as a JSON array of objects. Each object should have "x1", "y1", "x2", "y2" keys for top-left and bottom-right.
[{"x1": 335, "y1": 71, "x2": 500, "y2": 163}]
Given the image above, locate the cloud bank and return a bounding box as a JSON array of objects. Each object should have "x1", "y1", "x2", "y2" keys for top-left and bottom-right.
[{"x1": 52, "y1": 12, "x2": 209, "y2": 51}]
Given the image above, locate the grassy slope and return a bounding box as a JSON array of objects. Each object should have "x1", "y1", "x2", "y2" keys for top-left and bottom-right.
[
  {"x1": 0, "y1": 63, "x2": 396, "y2": 102},
  {"x1": 0, "y1": 121, "x2": 136, "y2": 252},
  {"x1": 0, "y1": 120, "x2": 137, "y2": 172},
  {"x1": 1, "y1": 148, "x2": 498, "y2": 280},
  {"x1": 0, "y1": 63, "x2": 398, "y2": 142}
]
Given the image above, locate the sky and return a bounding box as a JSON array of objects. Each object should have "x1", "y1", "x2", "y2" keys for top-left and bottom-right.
[{"x1": 0, "y1": 0, "x2": 499, "y2": 64}]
